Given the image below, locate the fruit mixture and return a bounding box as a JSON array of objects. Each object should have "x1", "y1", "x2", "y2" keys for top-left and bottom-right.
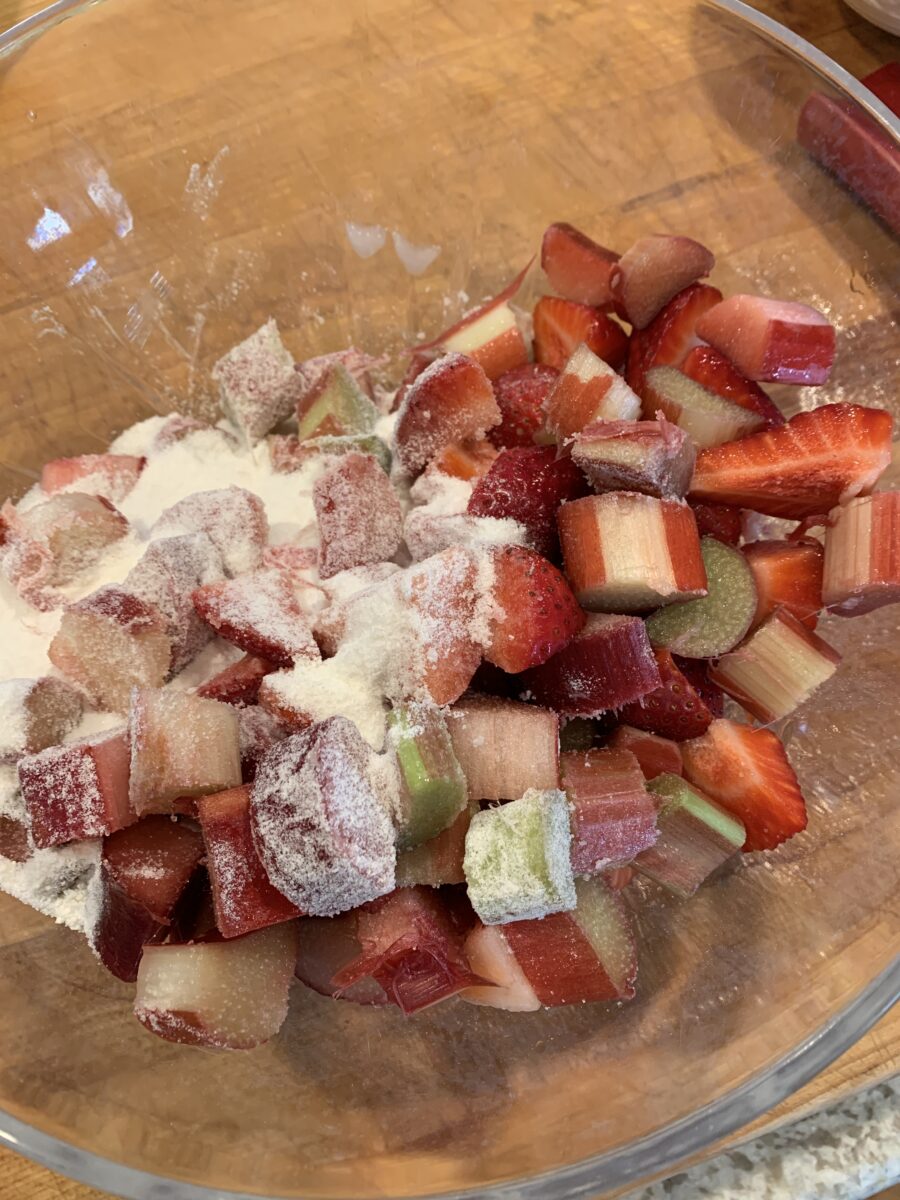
[{"x1": 0, "y1": 223, "x2": 897, "y2": 1050}]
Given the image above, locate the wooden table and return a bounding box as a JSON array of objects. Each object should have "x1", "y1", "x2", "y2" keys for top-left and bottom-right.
[{"x1": 0, "y1": 0, "x2": 896, "y2": 1196}]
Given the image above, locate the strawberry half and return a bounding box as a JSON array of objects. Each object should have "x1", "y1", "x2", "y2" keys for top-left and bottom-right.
[
  {"x1": 618, "y1": 648, "x2": 717, "y2": 741},
  {"x1": 484, "y1": 545, "x2": 585, "y2": 673},
  {"x1": 540, "y1": 222, "x2": 619, "y2": 308},
  {"x1": 626, "y1": 282, "x2": 723, "y2": 398},
  {"x1": 533, "y1": 297, "x2": 628, "y2": 371},
  {"x1": 688, "y1": 500, "x2": 743, "y2": 546},
  {"x1": 682, "y1": 346, "x2": 786, "y2": 428},
  {"x1": 490, "y1": 363, "x2": 560, "y2": 448},
  {"x1": 689, "y1": 403, "x2": 893, "y2": 519},
  {"x1": 743, "y1": 539, "x2": 824, "y2": 630}
]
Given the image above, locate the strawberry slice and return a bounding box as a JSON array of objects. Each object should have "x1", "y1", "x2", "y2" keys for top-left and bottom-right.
[
  {"x1": 690, "y1": 403, "x2": 893, "y2": 519},
  {"x1": 467, "y1": 445, "x2": 589, "y2": 560},
  {"x1": 618, "y1": 648, "x2": 717, "y2": 741},
  {"x1": 540, "y1": 222, "x2": 619, "y2": 308},
  {"x1": 681, "y1": 718, "x2": 807, "y2": 852},
  {"x1": 743, "y1": 539, "x2": 824, "y2": 630},
  {"x1": 484, "y1": 545, "x2": 585, "y2": 673},
  {"x1": 428, "y1": 438, "x2": 499, "y2": 482},
  {"x1": 626, "y1": 283, "x2": 723, "y2": 398},
  {"x1": 607, "y1": 725, "x2": 684, "y2": 780},
  {"x1": 41, "y1": 453, "x2": 146, "y2": 503},
  {"x1": 695, "y1": 295, "x2": 836, "y2": 385},
  {"x1": 610, "y1": 234, "x2": 714, "y2": 330},
  {"x1": 532, "y1": 297, "x2": 628, "y2": 371},
  {"x1": 193, "y1": 569, "x2": 320, "y2": 667},
  {"x1": 688, "y1": 500, "x2": 743, "y2": 546},
  {"x1": 490, "y1": 363, "x2": 559, "y2": 448},
  {"x1": 196, "y1": 654, "x2": 276, "y2": 706},
  {"x1": 682, "y1": 346, "x2": 785, "y2": 427}
]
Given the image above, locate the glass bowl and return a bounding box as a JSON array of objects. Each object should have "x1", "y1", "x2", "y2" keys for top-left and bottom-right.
[{"x1": 0, "y1": 1, "x2": 897, "y2": 1197}]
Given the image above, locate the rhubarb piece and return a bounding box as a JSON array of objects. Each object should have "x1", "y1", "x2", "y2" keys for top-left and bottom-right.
[
  {"x1": 633, "y1": 773, "x2": 745, "y2": 897},
  {"x1": 18, "y1": 728, "x2": 132, "y2": 849},
  {"x1": 0, "y1": 817, "x2": 31, "y2": 863},
  {"x1": 48, "y1": 586, "x2": 172, "y2": 712},
  {"x1": 237, "y1": 705, "x2": 290, "y2": 782},
  {"x1": 604, "y1": 865, "x2": 635, "y2": 890},
  {"x1": 545, "y1": 342, "x2": 641, "y2": 442},
  {"x1": 822, "y1": 492, "x2": 900, "y2": 616},
  {"x1": 642, "y1": 366, "x2": 766, "y2": 448},
  {"x1": 197, "y1": 654, "x2": 276, "y2": 706},
  {"x1": 402, "y1": 507, "x2": 526, "y2": 562},
  {"x1": 490, "y1": 363, "x2": 559, "y2": 449},
  {"x1": 387, "y1": 702, "x2": 467, "y2": 850},
  {"x1": 610, "y1": 234, "x2": 715, "y2": 330},
  {"x1": 681, "y1": 718, "x2": 807, "y2": 851},
  {"x1": 313, "y1": 452, "x2": 404, "y2": 579},
  {"x1": 149, "y1": 415, "x2": 214, "y2": 452},
  {"x1": 250, "y1": 718, "x2": 396, "y2": 915},
  {"x1": 520, "y1": 612, "x2": 661, "y2": 714},
  {"x1": 198, "y1": 785, "x2": 300, "y2": 939},
  {"x1": 645, "y1": 537, "x2": 757, "y2": 658},
  {"x1": 689, "y1": 405, "x2": 894, "y2": 519},
  {"x1": 88, "y1": 816, "x2": 205, "y2": 981},
  {"x1": 129, "y1": 688, "x2": 242, "y2": 815},
  {"x1": 420, "y1": 266, "x2": 531, "y2": 380},
  {"x1": 468, "y1": 445, "x2": 589, "y2": 560},
  {"x1": 541, "y1": 222, "x2": 619, "y2": 307},
  {"x1": 558, "y1": 491, "x2": 707, "y2": 612},
  {"x1": 626, "y1": 283, "x2": 723, "y2": 398},
  {"x1": 533, "y1": 297, "x2": 629, "y2": 371},
  {"x1": 484, "y1": 545, "x2": 585, "y2": 673},
  {"x1": 41, "y1": 453, "x2": 146, "y2": 502},
  {"x1": 572, "y1": 417, "x2": 696, "y2": 499},
  {"x1": 296, "y1": 362, "x2": 379, "y2": 442},
  {"x1": 698, "y1": 295, "x2": 836, "y2": 385},
  {"x1": 460, "y1": 923, "x2": 541, "y2": 1011},
  {"x1": 152, "y1": 486, "x2": 267, "y2": 577},
  {"x1": 193, "y1": 569, "x2": 319, "y2": 667},
  {"x1": 619, "y1": 647, "x2": 718, "y2": 739},
  {"x1": 393, "y1": 353, "x2": 500, "y2": 476},
  {"x1": 709, "y1": 608, "x2": 840, "y2": 722},
  {"x1": 0, "y1": 677, "x2": 83, "y2": 763},
  {"x1": 689, "y1": 500, "x2": 743, "y2": 546},
  {"x1": 447, "y1": 698, "x2": 559, "y2": 801},
  {"x1": 682, "y1": 346, "x2": 785, "y2": 427},
  {"x1": 560, "y1": 748, "x2": 658, "y2": 874},
  {"x1": 270, "y1": 432, "x2": 391, "y2": 475},
  {"x1": 212, "y1": 318, "x2": 302, "y2": 443},
  {"x1": 135, "y1": 923, "x2": 299, "y2": 1050},
  {"x1": 395, "y1": 801, "x2": 478, "y2": 887},
  {"x1": 743, "y1": 539, "x2": 824, "y2": 630},
  {"x1": 463, "y1": 788, "x2": 576, "y2": 925},
  {"x1": 428, "y1": 438, "x2": 499, "y2": 482},
  {"x1": 295, "y1": 347, "x2": 381, "y2": 410},
  {"x1": 608, "y1": 725, "x2": 684, "y2": 780},
  {"x1": 295, "y1": 911, "x2": 388, "y2": 1006}
]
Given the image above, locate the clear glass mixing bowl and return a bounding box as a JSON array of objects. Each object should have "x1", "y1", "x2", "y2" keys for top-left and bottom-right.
[{"x1": 0, "y1": 1, "x2": 897, "y2": 1197}]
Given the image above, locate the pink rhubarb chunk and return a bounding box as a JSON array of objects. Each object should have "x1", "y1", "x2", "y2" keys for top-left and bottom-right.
[
  {"x1": 695, "y1": 294, "x2": 836, "y2": 385},
  {"x1": 313, "y1": 452, "x2": 403, "y2": 579}
]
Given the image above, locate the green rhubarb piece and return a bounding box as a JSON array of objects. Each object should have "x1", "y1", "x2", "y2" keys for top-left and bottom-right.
[
  {"x1": 297, "y1": 363, "x2": 378, "y2": 441},
  {"x1": 463, "y1": 788, "x2": 576, "y2": 925},
  {"x1": 559, "y1": 717, "x2": 597, "y2": 753},
  {"x1": 388, "y1": 703, "x2": 467, "y2": 851},
  {"x1": 395, "y1": 800, "x2": 477, "y2": 886},
  {"x1": 645, "y1": 537, "x2": 757, "y2": 659},
  {"x1": 309, "y1": 434, "x2": 391, "y2": 473}
]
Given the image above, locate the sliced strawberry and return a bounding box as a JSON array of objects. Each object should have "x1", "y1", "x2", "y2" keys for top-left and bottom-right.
[
  {"x1": 743, "y1": 539, "x2": 824, "y2": 630},
  {"x1": 682, "y1": 346, "x2": 785, "y2": 427},
  {"x1": 618, "y1": 648, "x2": 717, "y2": 741},
  {"x1": 490, "y1": 363, "x2": 559, "y2": 448},
  {"x1": 193, "y1": 569, "x2": 320, "y2": 667},
  {"x1": 626, "y1": 283, "x2": 723, "y2": 398},
  {"x1": 428, "y1": 438, "x2": 499, "y2": 482},
  {"x1": 672, "y1": 655, "x2": 725, "y2": 718},
  {"x1": 540, "y1": 222, "x2": 619, "y2": 307},
  {"x1": 610, "y1": 234, "x2": 714, "y2": 330},
  {"x1": 607, "y1": 725, "x2": 684, "y2": 780},
  {"x1": 695, "y1": 295, "x2": 836, "y2": 385},
  {"x1": 484, "y1": 545, "x2": 585, "y2": 673},
  {"x1": 532, "y1": 297, "x2": 628, "y2": 371},
  {"x1": 688, "y1": 500, "x2": 743, "y2": 546},
  {"x1": 689, "y1": 403, "x2": 893, "y2": 519},
  {"x1": 681, "y1": 718, "x2": 807, "y2": 852},
  {"x1": 467, "y1": 445, "x2": 589, "y2": 560},
  {"x1": 41, "y1": 453, "x2": 146, "y2": 503},
  {"x1": 196, "y1": 654, "x2": 277, "y2": 706}
]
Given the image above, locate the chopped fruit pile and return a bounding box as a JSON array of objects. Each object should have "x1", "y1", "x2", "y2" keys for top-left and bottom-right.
[{"x1": 0, "y1": 219, "x2": 896, "y2": 1050}]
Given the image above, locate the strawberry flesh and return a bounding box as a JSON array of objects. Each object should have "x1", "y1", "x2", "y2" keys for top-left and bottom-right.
[
  {"x1": 689, "y1": 500, "x2": 743, "y2": 546},
  {"x1": 682, "y1": 346, "x2": 785, "y2": 427},
  {"x1": 743, "y1": 539, "x2": 824, "y2": 630},
  {"x1": 626, "y1": 283, "x2": 723, "y2": 398},
  {"x1": 532, "y1": 296, "x2": 628, "y2": 371},
  {"x1": 541, "y1": 222, "x2": 619, "y2": 307},
  {"x1": 484, "y1": 545, "x2": 585, "y2": 673},
  {"x1": 618, "y1": 648, "x2": 717, "y2": 741},
  {"x1": 490, "y1": 363, "x2": 559, "y2": 448}
]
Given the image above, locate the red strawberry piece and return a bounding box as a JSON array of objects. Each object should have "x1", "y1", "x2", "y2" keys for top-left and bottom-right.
[
  {"x1": 681, "y1": 718, "x2": 807, "y2": 852},
  {"x1": 695, "y1": 294, "x2": 836, "y2": 385},
  {"x1": 743, "y1": 539, "x2": 824, "y2": 630},
  {"x1": 689, "y1": 500, "x2": 743, "y2": 546},
  {"x1": 532, "y1": 296, "x2": 629, "y2": 371},
  {"x1": 428, "y1": 437, "x2": 499, "y2": 482},
  {"x1": 618, "y1": 648, "x2": 717, "y2": 741},
  {"x1": 394, "y1": 352, "x2": 501, "y2": 476},
  {"x1": 41, "y1": 454, "x2": 146, "y2": 503},
  {"x1": 607, "y1": 725, "x2": 684, "y2": 780},
  {"x1": 671, "y1": 655, "x2": 725, "y2": 718},
  {"x1": 197, "y1": 654, "x2": 277, "y2": 706},
  {"x1": 689, "y1": 403, "x2": 893, "y2": 519},
  {"x1": 468, "y1": 445, "x2": 589, "y2": 560},
  {"x1": 610, "y1": 235, "x2": 715, "y2": 330},
  {"x1": 682, "y1": 346, "x2": 785, "y2": 427},
  {"x1": 484, "y1": 545, "x2": 585, "y2": 673},
  {"x1": 490, "y1": 363, "x2": 559, "y2": 448},
  {"x1": 313, "y1": 452, "x2": 404, "y2": 579},
  {"x1": 392, "y1": 350, "x2": 434, "y2": 412},
  {"x1": 540, "y1": 222, "x2": 620, "y2": 307},
  {"x1": 626, "y1": 283, "x2": 723, "y2": 398},
  {"x1": 560, "y1": 748, "x2": 658, "y2": 873},
  {"x1": 193, "y1": 569, "x2": 320, "y2": 667}
]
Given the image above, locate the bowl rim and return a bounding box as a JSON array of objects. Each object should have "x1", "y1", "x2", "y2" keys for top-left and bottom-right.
[{"x1": 0, "y1": 0, "x2": 897, "y2": 1196}]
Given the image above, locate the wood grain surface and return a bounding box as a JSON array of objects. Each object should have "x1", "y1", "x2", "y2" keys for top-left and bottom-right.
[{"x1": 0, "y1": 0, "x2": 896, "y2": 1197}]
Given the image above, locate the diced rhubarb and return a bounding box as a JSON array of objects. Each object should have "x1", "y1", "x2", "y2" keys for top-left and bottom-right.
[
  {"x1": 468, "y1": 445, "x2": 589, "y2": 560},
  {"x1": 295, "y1": 347, "x2": 382, "y2": 411},
  {"x1": 633, "y1": 773, "x2": 745, "y2": 897},
  {"x1": 0, "y1": 677, "x2": 83, "y2": 763},
  {"x1": 490, "y1": 363, "x2": 559, "y2": 449},
  {"x1": 645, "y1": 537, "x2": 757, "y2": 658},
  {"x1": 618, "y1": 647, "x2": 718, "y2": 740},
  {"x1": 428, "y1": 438, "x2": 499, "y2": 482},
  {"x1": 387, "y1": 702, "x2": 467, "y2": 850},
  {"x1": 626, "y1": 283, "x2": 723, "y2": 399},
  {"x1": 447, "y1": 697, "x2": 559, "y2": 801},
  {"x1": 197, "y1": 654, "x2": 276, "y2": 706},
  {"x1": 314, "y1": 452, "x2": 404, "y2": 579},
  {"x1": 533, "y1": 297, "x2": 629, "y2": 372},
  {"x1": 48, "y1": 586, "x2": 172, "y2": 713},
  {"x1": 681, "y1": 346, "x2": 786, "y2": 427},
  {"x1": 541, "y1": 222, "x2": 619, "y2": 307},
  {"x1": 572, "y1": 418, "x2": 696, "y2": 499},
  {"x1": 544, "y1": 342, "x2": 641, "y2": 442},
  {"x1": 695, "y1": 294, "x2": 836, "y2": 385},
  {"x1": 610, "y1": 234, "x2": 714, "y2": 330},
  {"x1": 149, "y1": 415, "x2": 213, "y2": 452},
  {"x1": 41, "y1": 453, "x2": 146, "y2": 502},
  {"x1": 311, "y1": 563, "x2": 401, "y2": 657},
  {"x1": 0, "y1": 817, "x2": 31, "y2": 863},
  {"x1": 135, "y1": 923, "x2": 299, "y2": 1050},
  {"x1": 483, "y1": 545, "x2": 585, "y2": 673},
  {"x1": 743, "y1": 539, "x2": 824, "y2": 630},
  {"x1": 395, "y1": 801, "x2": 478, "y2": 887},
  {"x1": 642, "y1": 366, "x2": 766, "y2": 448},
  {"x1": 402, "y1": 507, "x2": 527, "y2": 562},
  {"x1": 560, "y1": 748, "x2": 658, "y2": 874},
  {"x1": 212, "y1": 318, "x2": 302, "y2": 444},
  {"x1": 237, "y1": 705, "x2": 290, "y2": 783},
  {"x1": 18, "y1": 728, "x2": 132, "y2": 849},
  {"x1": 295, "y1": 910, "x2": 389, "y2": 1006},
  {"x1": 269, "y1": 432, "x2": 391, "y2": 475},
  {"x1": 193, "y1": 569, "x2": 320, "y2": 668},
  {"x1": 152, "y1": 486, "x2": 267, "y2": 577},
  {"x1": 198, "y1": 785, "x2": 300, "y2": 939},
  {"x1": 296, "y1": 362, "x2": 380, "y2": 442},
  {"x1": 689, "y1": 500, "x2": 743, "y2": 546},
  {"x1": 520, "y1": 612, "x2": 661, "y2": 714},
  {"x1": 709, "y1": 607, "x2": 840, "y2": 722},
  {"x1": 464, "y1": 788, "x2": 576, "y2": 925},
  {"x1": 460, "y1": 923, "x2": 541, "y2": 1011},
  {"x1": 822, "y1": 492, "x2": 900, "y2": 616},
  {"x1": 420, "y1": 265, "x2": 531, "y2": 380},
  {"x1": 557, "y1": 492, "x2": 707, "y2": 612},
  {"x1": 129, "y1": 688, "x2": 242, "y2": 815},
  {"x1": 250, "y1": 719, "x2": 396, "y2": 915},
  {"x1": 608, "y1": 725, "x2": 684, "y2": 780},
  {"x1": 681, "y1": 718, "x2": 807, "y2": 852}
]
